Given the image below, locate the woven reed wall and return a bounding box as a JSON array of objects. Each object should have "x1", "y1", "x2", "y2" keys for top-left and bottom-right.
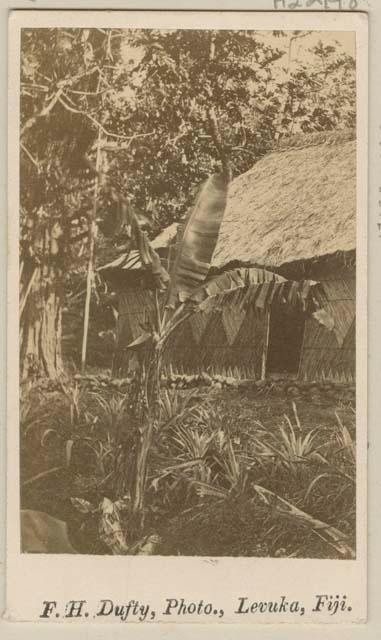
[
  {"x1": 114, "y1": 276, "x2": 356, "y2": 383},
  {"x1": 115, "y1": 288, "x2": 267, "y2": 379},
  {"x1": 298, "y1": 277, "x2": 355, "y2": 383},
  {"x1": 162, "y1": 306, "x2": 266, "y2": 379},
  {"x1": 113, "y1": 288, "x2": 156, "y2": 375}
]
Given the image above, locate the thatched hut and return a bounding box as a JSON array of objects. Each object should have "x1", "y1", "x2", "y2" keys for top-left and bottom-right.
[
  {"x1": 100, "y1": 130, "x2": 356, "y2": 383},
  {"x1": 212, "y1": 130, "x2": 356, "y2": 383}
]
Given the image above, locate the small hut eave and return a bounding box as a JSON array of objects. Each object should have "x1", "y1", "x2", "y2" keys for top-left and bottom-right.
[
  {"x1": 151, "y1": 222, "x2": 179, "y2": 250},
  {"x1": 99, "y1": 223, "x2": 179, "y2": 275},
  {"x1": 98, "y1": 249, "x2": 143, "y2": 273}
]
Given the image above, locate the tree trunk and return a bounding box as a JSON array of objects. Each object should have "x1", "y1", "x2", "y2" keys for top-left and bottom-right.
[{"x1": 20, "y1": 265, "x2": 63, "y2": 380}]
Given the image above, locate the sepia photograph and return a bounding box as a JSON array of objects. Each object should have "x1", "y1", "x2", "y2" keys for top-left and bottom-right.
[{"x1": 18, "y1": 23, "x2": 359, "y2": 562}]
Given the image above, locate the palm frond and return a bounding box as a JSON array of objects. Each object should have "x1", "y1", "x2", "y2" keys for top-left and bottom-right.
[{"x1": 253, "y1": 484, "x2": 355, "y2": 559}]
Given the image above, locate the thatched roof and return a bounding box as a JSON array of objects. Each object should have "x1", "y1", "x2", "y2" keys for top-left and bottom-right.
[{"x1": 212, "y1": 130, "x2": 356, "y2": 270}]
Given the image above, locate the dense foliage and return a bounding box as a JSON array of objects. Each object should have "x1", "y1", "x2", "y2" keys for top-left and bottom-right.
[{"x1": 21, "y1": 380, "x2": 356, "y2": 558}]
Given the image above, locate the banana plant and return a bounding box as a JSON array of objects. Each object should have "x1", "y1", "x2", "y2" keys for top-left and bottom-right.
[{"x1": 125, "y1": 168, "x2": 230, "y2": 528}]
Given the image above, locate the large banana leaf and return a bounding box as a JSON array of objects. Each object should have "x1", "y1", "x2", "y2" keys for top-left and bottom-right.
[
  {"x1": 166, "y1": 173, "x2": 229, "y2": 308},
  {"x1": 188, "y1": 268, "x2": 283, "y2": 310},
  {"x1": 190, "y1": 269, "x2": 320, "y2": 315},
  {"x1": 126, "y1": 268, "x2": 321, "y2": 350}
]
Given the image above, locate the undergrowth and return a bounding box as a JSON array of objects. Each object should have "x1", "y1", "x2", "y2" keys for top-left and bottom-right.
[{"x1": 20, "y1": 379, "x2": 356, "y2": 558}]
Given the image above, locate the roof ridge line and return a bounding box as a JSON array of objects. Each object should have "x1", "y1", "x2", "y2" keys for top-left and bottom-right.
[{"x1": 268, "y1": 135, "x2": 355, "y2": 158}]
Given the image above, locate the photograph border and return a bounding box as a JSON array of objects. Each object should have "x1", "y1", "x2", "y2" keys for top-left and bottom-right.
[{"x1": 2, "y1": 4, "x2": 375, "y2": 635}]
